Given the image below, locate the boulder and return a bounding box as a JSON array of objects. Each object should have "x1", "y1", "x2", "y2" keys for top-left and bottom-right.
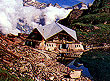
[{"x1": 69, "y1": 70, "x2": 82, "y2": 78}]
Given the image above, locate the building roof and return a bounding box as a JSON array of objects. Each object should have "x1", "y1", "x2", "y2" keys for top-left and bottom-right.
[{"x1": 36, "y1": 22, "x2": 77, "y2": 40}]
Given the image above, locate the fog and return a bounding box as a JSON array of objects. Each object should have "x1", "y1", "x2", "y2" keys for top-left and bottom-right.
[{"x1": 0, "y1": 0, "x2": 71, "y2": 35}]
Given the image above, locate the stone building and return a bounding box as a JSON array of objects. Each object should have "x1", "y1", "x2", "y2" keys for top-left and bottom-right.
[{"x1": 26, "y1": 22, "x2": 84, "y2": 52}]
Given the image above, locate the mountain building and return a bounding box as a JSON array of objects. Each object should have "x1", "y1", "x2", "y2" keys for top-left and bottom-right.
[{"x1": 26, "y1": 22, "x2": 84, "y2": 52}]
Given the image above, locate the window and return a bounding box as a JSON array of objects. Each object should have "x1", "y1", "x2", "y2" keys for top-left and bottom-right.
[
  {"x1": 77, "y1": 45, "x2": 79, "y2": 47},
  {"x1": 32, "y1": 35, "x2": 35, "y2": 38},
  {"x1": 62, "y1": 44, "x2": 66, "y2": 49},
  {"x1": 75, "y1": 45, "x2": 77, "y2": 48},
  {"x1": 79, "y1": 45, "x2": 80, "y2": 47},
  {"x1": 31, "y1": 42, "x2": 33, "y2": 45},
  {"x1": 52, "y1": 44, "x2": 53, "y2": 47},
  {"x1": 26, "y1": 41, "x2": 29, "y2": 45},
  {"x1": 47, "y1": 44, "x2": 48, "y2": 46},
  {"x1": 49, "y1": 44, "x2": 51, "y2": 47}
]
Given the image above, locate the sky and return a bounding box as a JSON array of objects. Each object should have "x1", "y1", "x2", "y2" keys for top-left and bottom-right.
[{"x1": 36, "y1": 0, "x2": 95, "y2": 7}]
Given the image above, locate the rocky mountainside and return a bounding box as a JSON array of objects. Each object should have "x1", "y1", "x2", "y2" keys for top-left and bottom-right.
[
  {"x1": 23, "y1": 0, "x2": 62, "y2": 9},
  {"x1": 59, "y1": 10, "x2": 84, "y2": 26},
  {"x1": 59, "y1": 0, "x2": 110, "y2": 45},
  {"x1": 89, "y1": 0, "x2": 110, "y2": 13},
  {"x1": 16, "y1": 19, "x2": 33, "y2": 34},
  {"x1": 59, "y1": 2, "x2": 89, "y2": 27},
  {"x1": 72, "y1": 2, "x2": 88, "y2": 10}
]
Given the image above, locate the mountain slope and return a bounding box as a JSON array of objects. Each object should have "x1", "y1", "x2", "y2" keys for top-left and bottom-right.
[
  {"x1": 89, "y1": 0, "x2": 110, "y2": 13},
  {"x1": 59, "y1": 0, "x2": 110, "y2": 45}
]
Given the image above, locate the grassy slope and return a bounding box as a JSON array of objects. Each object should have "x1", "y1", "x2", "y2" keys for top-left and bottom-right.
[
  {"x1": 71, "y1": 22, "x2": 110, "y2": 45},
  {"x1": 59, "y1": 2, "x2": 110, "y2": 45},
  {"x1": 58, "y1": 0, "x2": 110, "y2": 45}
]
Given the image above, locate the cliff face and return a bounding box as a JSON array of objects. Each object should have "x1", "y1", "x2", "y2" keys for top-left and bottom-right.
[{"x1": 59, "y1": 2, "x2": 89, "y2": 26}]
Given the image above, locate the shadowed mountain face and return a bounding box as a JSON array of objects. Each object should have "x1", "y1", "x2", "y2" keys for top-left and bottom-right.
[{"x1": 58, "y1": 10, "x2": 84, "y2": 26}]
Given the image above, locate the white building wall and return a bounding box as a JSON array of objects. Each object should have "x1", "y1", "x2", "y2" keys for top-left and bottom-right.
[
  {"x1": 45, "y1": 43, "x2": 56, "y2": 51},
  {"x1": 69, "y1": 43, "x2": 84, "y2": 51}
]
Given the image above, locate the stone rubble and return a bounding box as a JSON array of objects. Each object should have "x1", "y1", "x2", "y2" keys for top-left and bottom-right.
[{"x1": 0, "y1": 33, "x2": 91, "y2": 81}]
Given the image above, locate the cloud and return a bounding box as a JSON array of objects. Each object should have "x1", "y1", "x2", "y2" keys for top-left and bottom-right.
[
  {"x1": 43, "y1": 6, "x2": 72, "y2": 25},
  {"x1": 0, "y1": 0, "x2": 71, "y2": 35}
]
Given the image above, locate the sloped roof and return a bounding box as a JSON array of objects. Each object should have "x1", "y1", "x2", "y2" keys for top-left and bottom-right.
[
  {"x1": 57, "y1": 23, "x2": 77, "y2": 40},
  {"x1": 36, "y1": 22, "x2": 77, "y2": 40}
]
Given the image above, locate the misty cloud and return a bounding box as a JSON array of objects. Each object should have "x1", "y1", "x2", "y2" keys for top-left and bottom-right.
[{"x1": 0, "y1": 0, "x2": 71, "y2": 35}]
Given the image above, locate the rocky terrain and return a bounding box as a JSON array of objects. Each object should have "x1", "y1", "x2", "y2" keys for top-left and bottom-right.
[
  {"x1": 23, "y1": 0, "x2": 62, "y2": 9},
  {"x1": 0, "y1": 33, "x2": 91, "y2": 81}
]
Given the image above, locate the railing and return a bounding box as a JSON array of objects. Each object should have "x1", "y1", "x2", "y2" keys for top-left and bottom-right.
[{"x1": 85, "y1": 45, "x2": 110, "y2": 52}]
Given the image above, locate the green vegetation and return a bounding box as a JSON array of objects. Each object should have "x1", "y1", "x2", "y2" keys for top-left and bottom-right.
[
  {"x1": 89, "y1": 0, "x2": 110, "y2": 13},
  {"x1": 70, "y1": 22, "x2": 110, "y2": 45},
  {"x1": 59, "y1": 0, "x2": 110, "y2": 45},
  {"x1": 73, "y1": 13, "x2": 110, "y2": 24},
  {"x1": 0, "y1": 68, "x2": 18, "y2": 81},
  {"x1": 58, "y1": 1, "x2": 110, "y2": 81},
  {"x1": 0, "y1": 67, "x2": 33, "y2": 81},
  {"x1": 79, "y1": 49, "x2": 110, "y2": 81},
  {"x1": 71, "y1": 11, "x2": 110, "y2": 45}
]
